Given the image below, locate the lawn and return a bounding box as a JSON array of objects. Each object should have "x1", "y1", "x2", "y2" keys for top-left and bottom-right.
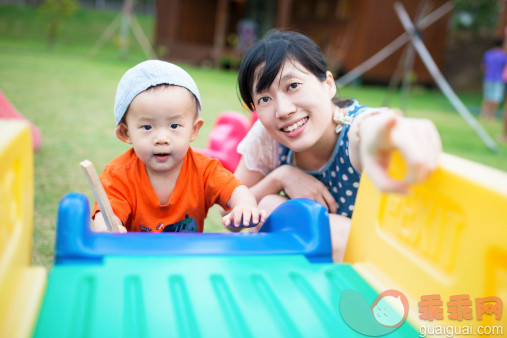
[{"x1": 1, "y1": 4, "x2": 506, "y2": 269}]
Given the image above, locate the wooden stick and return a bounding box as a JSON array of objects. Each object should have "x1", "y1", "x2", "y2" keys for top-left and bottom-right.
[{"x1": 80, "y1": 160, "x2": 119, "y2": 232}]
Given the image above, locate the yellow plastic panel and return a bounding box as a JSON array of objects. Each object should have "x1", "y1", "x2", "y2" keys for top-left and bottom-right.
[
  {"x1": 345, "y1": 152, "x2": 507, "y2": 333},
  {"x1": 0, "y1": 120, "x2": 46, "y2": 338}
]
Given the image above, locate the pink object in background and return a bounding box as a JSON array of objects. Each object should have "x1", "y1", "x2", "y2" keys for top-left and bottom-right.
[
  {"x1": 196, "y1": 111, "x2": 251, "y2": 172},
  {"x1": 0, "y1": 89, "x2": 42, "y2": 151},
  {"x1": 250, "y1": 110, "x2": 258, "y2": 125}
]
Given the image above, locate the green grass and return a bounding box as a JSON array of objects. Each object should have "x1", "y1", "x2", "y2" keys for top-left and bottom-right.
[{"x1": 1, "y1": 4, "x2": 506, "y2": 268}]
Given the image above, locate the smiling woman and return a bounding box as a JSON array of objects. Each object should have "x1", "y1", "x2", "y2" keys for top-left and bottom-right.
[{"x1": 234, "y1": 31, "x2": 442, "y2": 262}]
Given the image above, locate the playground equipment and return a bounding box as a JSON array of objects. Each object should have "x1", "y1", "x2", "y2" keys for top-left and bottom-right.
[
  {"x1": 1, "y1": 120, "x2": 506, "y2": 337},
  {"x1": 0, "y1": 121, "x2": 45, "y2": 337},
  {"x1": 195, "y1": 111, "x2": 252, "y2": 172},
  {"x1": 0, "y1": 89, "x2": 41, "y2": 151},
  {"x1": 336, "y1": 1, "x2": 498, "y2": 152},
  {"x1": 88, "y1": 0, "x2": 156, "y2": 60}
]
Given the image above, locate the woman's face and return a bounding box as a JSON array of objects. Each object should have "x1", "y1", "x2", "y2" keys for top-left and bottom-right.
[{"x1": 251, "y1": 60, "x2": 337, "y2": 153}]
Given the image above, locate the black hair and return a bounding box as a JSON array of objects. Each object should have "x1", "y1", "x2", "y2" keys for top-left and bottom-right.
[
  {"x1": 238, "y1": 31, "x2": 351, "y2": 111},
  {"x1": 494, "y1": 38, "x2": 504, "y2": 48}
]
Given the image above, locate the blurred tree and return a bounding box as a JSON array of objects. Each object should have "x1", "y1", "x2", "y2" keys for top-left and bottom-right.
[
  {"x1": 39, "y1": 0, "x2": 80, "y2": 48},
  {"x1": 453, "y1": 0, "x2": 499, "y2": 32}
]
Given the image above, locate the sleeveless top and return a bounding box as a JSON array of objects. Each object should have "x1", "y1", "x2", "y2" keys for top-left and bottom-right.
[{"x1": 237, "y1": 100, "x2": 371, "y2": 218}]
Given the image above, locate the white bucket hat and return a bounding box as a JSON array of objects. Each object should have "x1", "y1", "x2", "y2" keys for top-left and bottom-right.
[{"x1": 114, "y1": 60, "x2": 202, "y2": 125}]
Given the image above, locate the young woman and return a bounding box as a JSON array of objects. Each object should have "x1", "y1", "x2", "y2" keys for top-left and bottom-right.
[{"x1": 234, "y1": 31, "x2": 441, "y2": 261}]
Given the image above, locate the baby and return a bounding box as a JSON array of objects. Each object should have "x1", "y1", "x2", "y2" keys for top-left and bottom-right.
[{"x1": 92, "y1": 60, "x2": 265, "y2": 233}]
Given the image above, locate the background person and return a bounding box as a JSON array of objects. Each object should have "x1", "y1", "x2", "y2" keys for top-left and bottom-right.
[{"x1": 480, "y1": 38, "x2": 507, "y2": 120}]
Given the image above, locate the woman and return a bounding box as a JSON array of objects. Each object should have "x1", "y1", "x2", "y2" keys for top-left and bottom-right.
[{"x1": 234, "y1": 31, "x2": 441, "y2": 261}]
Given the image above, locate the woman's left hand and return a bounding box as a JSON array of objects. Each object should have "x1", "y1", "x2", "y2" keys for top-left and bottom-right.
[{"x1": 358, "y1": 113, "x2": 442, "y2": 193}]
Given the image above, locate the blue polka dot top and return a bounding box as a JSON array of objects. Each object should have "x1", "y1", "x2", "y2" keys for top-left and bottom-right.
[{"x1": 278, "y1": 100, "x2": 369, "y2": 217}]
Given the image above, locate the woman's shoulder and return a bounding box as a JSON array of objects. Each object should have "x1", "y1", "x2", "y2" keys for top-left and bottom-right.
[
  {"x1": 335, "y1": 100, "x2": 367, "y2": 123},
  {"x1": 345, "y1": 100, "x2": 386, "y2": 121},
  {"x1": 345, "y1": 100, "x2": 367, "y2": 112}
]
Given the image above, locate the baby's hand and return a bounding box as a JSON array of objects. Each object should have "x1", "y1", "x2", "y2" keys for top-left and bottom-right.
[
  {"x1": 113, "y1": 222, "x2": 128, "y2": 233},
  {"x1": 93, "y1": 212, "x2": 127, "y2": 233},
  {"x1": 222, "y1": 206, "x2": 267, "y2": 229}
]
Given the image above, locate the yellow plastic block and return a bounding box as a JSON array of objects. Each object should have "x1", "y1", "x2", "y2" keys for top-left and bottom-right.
[
  {"x1": 345, "y1": 152, "x2": 507, "y2": 333},
  {"x1": 0, "y1": 120, "x2": 46, "y2": 338}
]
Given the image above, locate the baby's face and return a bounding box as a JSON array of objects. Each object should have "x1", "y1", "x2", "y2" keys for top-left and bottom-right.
[{"x1": 121, "y1": 86, "x2": 202, "y2": 177}]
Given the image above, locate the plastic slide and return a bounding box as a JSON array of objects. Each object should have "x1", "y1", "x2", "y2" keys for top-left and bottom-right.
[{"x1": 1, "y1": 120, "x2": 506, "y2": 337}]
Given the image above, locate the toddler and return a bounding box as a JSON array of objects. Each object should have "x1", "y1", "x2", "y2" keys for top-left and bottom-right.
[{"x1": 93, "y1": 60, "x2": 265, "y2": 233}]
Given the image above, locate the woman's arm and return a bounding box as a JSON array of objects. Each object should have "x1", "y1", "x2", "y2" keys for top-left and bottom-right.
[
  {"x1": 234, "y1": 158, "x2": 281, "y2": 202},
  {"x1": 348, "y1": 110, "x2": 441, "y2": 193},
  {"x1": 235, "y1": 158, "x2": 338, "y2": 213}
]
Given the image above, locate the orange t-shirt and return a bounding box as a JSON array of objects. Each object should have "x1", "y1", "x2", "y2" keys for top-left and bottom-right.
[{"x1": 91, "y1": 148, "x2": 243, "y2": 232}]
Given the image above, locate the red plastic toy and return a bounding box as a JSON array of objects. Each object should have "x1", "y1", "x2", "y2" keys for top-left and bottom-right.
[{"x1": 196, "y1": 111, "x2": 252, "y2": 172}]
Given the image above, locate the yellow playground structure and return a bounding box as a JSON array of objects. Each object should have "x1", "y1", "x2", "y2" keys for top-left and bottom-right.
[{"x1": 0, "y1": 121, "x2": 46, "y2": 337}]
